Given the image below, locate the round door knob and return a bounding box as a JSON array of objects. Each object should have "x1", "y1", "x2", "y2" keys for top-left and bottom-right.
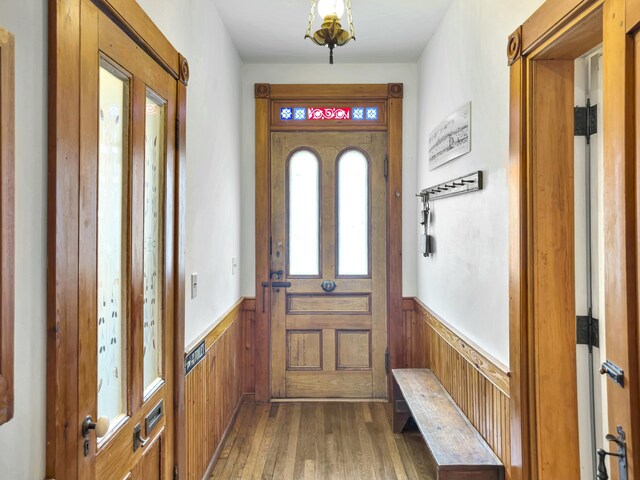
[
  {"x1": 321, "y1": 280, "x2": 336, "y2": 292},
  {"x1": 94, "y1": 416, "x2": 110, "y2": 437},
  {"x1": 82, "y1": 415, "x2": 110, "y2": 438}
]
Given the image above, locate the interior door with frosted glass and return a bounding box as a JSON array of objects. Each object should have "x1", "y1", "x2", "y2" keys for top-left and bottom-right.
[
  {"x1": 270, "y1": 132, "x2": 387, "y2": 399},
  {"x1": 77, "y1": 3, "x2": 177, "y2": 478}
]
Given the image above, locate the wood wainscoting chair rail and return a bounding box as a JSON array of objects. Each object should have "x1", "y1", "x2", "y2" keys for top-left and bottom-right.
[{"x1": 0, "y1": 27, "x2": 15, "y2": 427}]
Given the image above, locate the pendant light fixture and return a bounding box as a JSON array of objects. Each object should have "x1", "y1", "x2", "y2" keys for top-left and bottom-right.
[{"x1": 305, "y1": 0, "x2": 355, "y2": 64}]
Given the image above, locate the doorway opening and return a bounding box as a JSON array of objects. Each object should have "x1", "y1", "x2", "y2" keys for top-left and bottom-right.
[
  {"x1": 509, "y1": 1, "x2": 640, "y2": 477},
  {"x1": 574, "y1": 46, "x2": 606, "y2": 480},
  {"x1": 253, "y1": 84, "x2": 404, "y2": 402}
]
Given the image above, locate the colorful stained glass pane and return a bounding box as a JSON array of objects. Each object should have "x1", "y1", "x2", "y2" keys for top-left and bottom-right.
[
  {"x1": 366, "y1": 107, "x2": 379, "y2": 120},
  {"x1": 352, "y1": 107, "x2": 365, "y2": 120},
  {"x1": 294, "y1": 107, "x2": 307, "y2": 120},
  {"x1": 280, "y1": 108, "x2": 293, "y2": 120},
  {"x1": 308, "y1": 107, "x2": 351, "y2": 120}
]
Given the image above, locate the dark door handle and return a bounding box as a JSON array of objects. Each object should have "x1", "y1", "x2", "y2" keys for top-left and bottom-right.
[
  {"x1": 262, "y1": 281, "x2": 291, "y2": 289},
  {"x1": 133, "y1": 423, "x2": 149, "y2": 452},
  {"x1": 321, "y1": 280, "x2": 336, "y2": 292}
]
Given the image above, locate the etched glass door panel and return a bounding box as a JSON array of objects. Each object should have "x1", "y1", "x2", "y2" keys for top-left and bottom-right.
[
  {"x1": 97, "y1": 61, "x2": 130, "y2": 429},
  {"x1": 288, "y1": 149, "x2": 320, "y2": 277},
  {"x1": 143, "y1": 90, "x2": 165, "y2": 395},
  {"x1": 337, "y1": 149, "x2": 370, "y2": 276}
]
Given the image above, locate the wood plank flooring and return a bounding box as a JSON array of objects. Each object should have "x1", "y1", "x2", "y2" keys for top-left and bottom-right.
[{"x1": 211, "y1": 400, "x2": 436, "y2": 479}]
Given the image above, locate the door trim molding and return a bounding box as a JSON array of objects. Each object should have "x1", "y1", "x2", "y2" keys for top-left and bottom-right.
[
  {"x1": 254, "y1": 83, "x2": 403, "y2": 401},
  {"x1": 508, "y1": 0, "x2": 640, "y2": 478},
  {"x1": 46, "y1": 1, "x2": 188, "y2": 478}
]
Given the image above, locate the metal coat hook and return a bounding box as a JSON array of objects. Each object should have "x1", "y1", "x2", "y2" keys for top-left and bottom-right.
[{"x1": 417, "y1": 171, "x2": 483, "y2": 201}]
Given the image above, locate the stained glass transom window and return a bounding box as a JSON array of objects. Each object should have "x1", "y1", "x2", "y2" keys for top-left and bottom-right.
[{"x1": 279, "y1": 106, "x2": 381, "y2": 122}]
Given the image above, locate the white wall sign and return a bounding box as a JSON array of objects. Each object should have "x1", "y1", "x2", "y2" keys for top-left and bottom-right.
[{"x1": 428, "y1": 102, "x2": 471, "y2": 170}]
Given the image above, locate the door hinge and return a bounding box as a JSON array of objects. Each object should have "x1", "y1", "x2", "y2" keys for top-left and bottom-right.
[
  {"x1": 174, "y1": 465, "x2": 179, "y2": 480},
  {"x1": 384, "y1": 155, "x2": 389, "y2": 180},
  {"x1": 269, "y1": 236, "x2": 273, "y2": 256},
  {"x1": 574, "y1": 99, "x2": 598, "y2": 141},
  {"x1": 576, "y1": 315, "x2": 599, "y2": 348},
  {"x1": 385, "y1": 348, "x2": 390, "y2": 374}
]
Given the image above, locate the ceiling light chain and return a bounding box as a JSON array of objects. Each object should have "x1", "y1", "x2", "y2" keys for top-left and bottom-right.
[
  {"x1": 305, "y1": 0, "x2": 318, "y2": 40},
  {"x1": 304, "y1": 0, "x2": 355, "y2": 64},
  {"x1": 345, "y1": 0, "x2": 355, "y2": 40}
]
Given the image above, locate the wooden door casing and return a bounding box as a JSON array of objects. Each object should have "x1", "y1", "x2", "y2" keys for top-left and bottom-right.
[
  {"x1": 47, "y1": 0, "x2": 188, "y2": 478},
  {"x1": 270, "y1": 132, "x2": 388, "y2": 399},
  {"x1": 508, "y1": 1, "x2": 640, "y2": 478},
  {"x1": 254, "y1": 84, "x2": 403, "y2": 402}
]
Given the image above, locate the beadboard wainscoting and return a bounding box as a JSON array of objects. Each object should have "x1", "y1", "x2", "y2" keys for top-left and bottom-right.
[
  {"x1": 403, "y1": 298, "x2": 511, "y2": 474},
  {"x1": 186, "y1": 297, "x2": 510, "y2": 478},
  {"x1": 185, "y1": 298, "x2": 255, "y2": 480}
]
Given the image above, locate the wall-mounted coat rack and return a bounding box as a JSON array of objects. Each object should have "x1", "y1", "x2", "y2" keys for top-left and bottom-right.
[{"x1": 417, "y1": 171, "x2": 483, "y2": 201}]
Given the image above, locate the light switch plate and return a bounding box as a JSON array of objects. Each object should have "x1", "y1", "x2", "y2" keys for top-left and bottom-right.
[{"x1": 191, "y1": 273, "x2": 198, "y2": 299}]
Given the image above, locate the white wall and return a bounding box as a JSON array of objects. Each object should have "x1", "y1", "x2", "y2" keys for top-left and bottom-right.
[
  {"x1": 0, "y1": 2, "x2": 48, "y2": 479},
  {"x1": 416, "y1": 0, "x2": 544, "y2": 365},
  {"x1": 137, "y1": 0, "x2": 244, "y2": 348},
  {"x1": 240, "y1": 63, "x2": 419, "y2": 297}
]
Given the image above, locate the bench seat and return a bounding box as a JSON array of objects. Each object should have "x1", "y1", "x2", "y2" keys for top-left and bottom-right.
[{"x1": 392, "y1": 369, "x2": 504, "y2": 480}]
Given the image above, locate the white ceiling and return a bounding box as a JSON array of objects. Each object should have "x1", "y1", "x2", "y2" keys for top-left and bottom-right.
[{"x1": 213, "y1": 0, "x2": 454, "y2": 64}]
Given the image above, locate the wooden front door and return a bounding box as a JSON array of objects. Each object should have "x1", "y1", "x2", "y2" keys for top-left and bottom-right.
[
  {"x1": 76, "y1": 2, "x2": 178, "y2": 477},
  {"x1": 270, "y1": 132, "x2": 388, "y2": 399}
]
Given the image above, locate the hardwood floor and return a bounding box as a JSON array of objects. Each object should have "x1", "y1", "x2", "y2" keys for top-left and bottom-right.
[{"x1": 210, "y1": 400, "x2": 435, "y2": 479}]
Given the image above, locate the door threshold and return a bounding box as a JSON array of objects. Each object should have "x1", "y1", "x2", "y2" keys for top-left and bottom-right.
[{"x1": 270, "y1": 398, "x2": 388, "y2": 403}]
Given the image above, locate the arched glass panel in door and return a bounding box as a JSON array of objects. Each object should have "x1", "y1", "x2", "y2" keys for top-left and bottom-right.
[
  {"x1": 337, "y1": 149, "x2": 370, "y2": 277},
  {"x1": 287, "y1": 149, "x2": 320, "y2": 277}
]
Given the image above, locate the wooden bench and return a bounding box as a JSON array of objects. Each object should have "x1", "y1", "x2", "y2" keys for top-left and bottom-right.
[{"x1": 392, "y1": 369, "x2": 504, "y2": 480}]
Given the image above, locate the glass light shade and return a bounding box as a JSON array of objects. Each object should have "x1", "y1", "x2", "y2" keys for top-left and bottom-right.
[{"x1": 318, "y1": 0, "x2": 345, "y2": 18}]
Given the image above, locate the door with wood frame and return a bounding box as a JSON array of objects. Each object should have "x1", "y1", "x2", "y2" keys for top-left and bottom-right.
[
  {"x1": 508, "y1": 2, "x2": 640, "y2": 478},
  {"x1": 270, "y1": 132, "x2": 388, "y2": 399},
  {"x1": 75, "y1": 2, "x2": 178, "y2": 477}
]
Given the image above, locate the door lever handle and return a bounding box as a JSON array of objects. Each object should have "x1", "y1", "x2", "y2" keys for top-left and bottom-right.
[
  {"x1": 133, "y1": 423, "x2": 149, "y2": 452},
  {"x1": 261, "y1": 281, "x2": 291, "y2": 289},
  {"x1": 596, "y1": 426, "x2": 628, "y2": 480}
]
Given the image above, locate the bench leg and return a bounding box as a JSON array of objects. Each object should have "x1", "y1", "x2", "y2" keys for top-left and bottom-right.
[{"x1": 392, "y1": 376, "x2": 411, "y2": 433}]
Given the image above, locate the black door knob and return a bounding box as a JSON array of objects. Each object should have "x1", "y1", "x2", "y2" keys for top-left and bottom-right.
[{"x1": 321, "y1": 280, "x2": 336, "y2": 292}]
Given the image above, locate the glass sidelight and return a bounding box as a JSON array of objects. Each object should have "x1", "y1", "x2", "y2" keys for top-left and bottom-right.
[{"x1": 97, "y1": 61, "x2": 130, "y2": 430}]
